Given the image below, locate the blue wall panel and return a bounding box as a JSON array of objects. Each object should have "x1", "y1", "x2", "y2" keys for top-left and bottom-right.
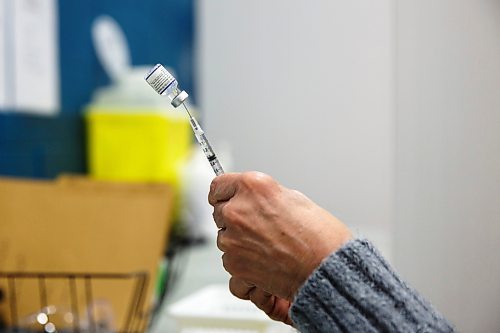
[{"x1": 0, "y1": 0, "x2": 194, "y2": 178}]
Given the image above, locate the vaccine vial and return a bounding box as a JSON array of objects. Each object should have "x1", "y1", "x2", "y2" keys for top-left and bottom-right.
[{"x1": 144, "y1": 64, "x2": 188, "y2": 107}]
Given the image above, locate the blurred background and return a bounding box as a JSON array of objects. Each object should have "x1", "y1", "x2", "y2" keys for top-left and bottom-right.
[{"x1": 1, "y1": 0, "x2": 500, "y2": 332}]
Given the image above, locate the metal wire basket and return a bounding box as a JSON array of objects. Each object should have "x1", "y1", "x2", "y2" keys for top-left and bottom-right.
[{"x1": 0, "y1": 272, "x2": 149, "y2": 333}]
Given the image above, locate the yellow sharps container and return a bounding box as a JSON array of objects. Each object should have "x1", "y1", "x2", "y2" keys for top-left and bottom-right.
[{"x1": 85, "y1": 67, "x2": 192, "y2": 221}]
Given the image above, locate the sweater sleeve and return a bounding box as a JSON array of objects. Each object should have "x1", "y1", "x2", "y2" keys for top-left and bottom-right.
[{"x1": 289, "y1": 239, "x2": 455, "y2": 333}]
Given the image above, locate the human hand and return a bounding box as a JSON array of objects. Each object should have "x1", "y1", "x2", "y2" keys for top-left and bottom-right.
[
  {"x1": 229, "y1": 277, "x2": 293, "y2": 326},
  {"x1": 209, "y1": 172, "x2": 352, "y2": 301}
]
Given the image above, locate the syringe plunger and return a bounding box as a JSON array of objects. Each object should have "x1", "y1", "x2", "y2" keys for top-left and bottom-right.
[{"x1": 144, "y1": 64, "x2": 188, "y2": 107}]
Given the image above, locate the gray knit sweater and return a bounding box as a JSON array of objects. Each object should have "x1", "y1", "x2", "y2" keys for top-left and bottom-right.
[{"x1": 289, "y1": 239, "x2": 455, "y2": 332}]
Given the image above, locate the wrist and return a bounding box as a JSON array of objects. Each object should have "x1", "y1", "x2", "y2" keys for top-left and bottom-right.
[{"x1": 291, "y1": 227, "x2": 353, "y2": 300}]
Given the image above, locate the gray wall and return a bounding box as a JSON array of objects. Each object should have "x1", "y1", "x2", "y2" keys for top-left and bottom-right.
[
  {"x1": 198, "y1": 1, "x2": 500, "y2": 331},
  {"x1": 395, "y1": 1, "x2": 500, "y2": 331},
  {"x1": 197, "y1": 0, "x2": 395, "y2": 256}
]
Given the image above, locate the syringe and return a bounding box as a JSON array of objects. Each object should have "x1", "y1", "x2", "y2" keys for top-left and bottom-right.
[{"x1": 144, "y1": 64, "x2": 224, "y2": 176}]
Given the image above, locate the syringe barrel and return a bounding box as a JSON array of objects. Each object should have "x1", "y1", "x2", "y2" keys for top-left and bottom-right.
[
  {"x1": 198, "y1": 133, "x2": 224, "y2": 176},
  {"x1": 144, "y1": 63, "x2": 223, "y2": 175}
]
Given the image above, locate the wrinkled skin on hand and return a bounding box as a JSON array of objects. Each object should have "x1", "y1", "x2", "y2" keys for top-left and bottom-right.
[
  {"x1": 208, "y1": 172, "x2": 352, "y2": 324},
  {"x1": 229, "y1": 277, "x2": 293, "y2": 325}
]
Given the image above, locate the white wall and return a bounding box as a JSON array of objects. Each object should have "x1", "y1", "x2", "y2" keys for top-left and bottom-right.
[
  {"x1": 197, "y1": 0, "x2": 395, "y2": 255},
  {"x1": 395, "y1": 1, "x2": 500, "y2": 331},
  {"x1": 198, "y1": 1, "x2": 500, "y2": 331}
]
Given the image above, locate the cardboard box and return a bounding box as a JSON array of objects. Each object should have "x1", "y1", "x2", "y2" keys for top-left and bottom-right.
[{"x1": 0, "y1": 176, "x2": 173, "y2": 332}]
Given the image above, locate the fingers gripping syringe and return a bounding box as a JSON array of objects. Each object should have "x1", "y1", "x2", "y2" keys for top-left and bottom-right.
[{"x1": 144, "y1": 64, "x2": 224, "y2": 176}]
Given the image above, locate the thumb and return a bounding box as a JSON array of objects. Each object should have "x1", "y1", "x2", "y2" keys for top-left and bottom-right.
[{"x1": 208, "y1": 173, "x2": 241, "y2": 205}]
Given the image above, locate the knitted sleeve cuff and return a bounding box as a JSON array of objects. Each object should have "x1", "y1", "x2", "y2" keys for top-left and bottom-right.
[{"x1": 289, "y1": 239, "x2": 454, "y2": 333}]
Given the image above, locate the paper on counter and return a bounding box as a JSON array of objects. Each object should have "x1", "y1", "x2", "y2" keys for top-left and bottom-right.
[
  {"x1": 0, "y1": 0, "x2": 59, "y2": 114},
  {"x1": 0, "y1": 0, "x2": 7, "y2": 109}
]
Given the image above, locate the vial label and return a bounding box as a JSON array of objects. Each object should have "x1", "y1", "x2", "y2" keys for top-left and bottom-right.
[{"x1": 145, "y1": 64, "x2": 176, "y2": 95}]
